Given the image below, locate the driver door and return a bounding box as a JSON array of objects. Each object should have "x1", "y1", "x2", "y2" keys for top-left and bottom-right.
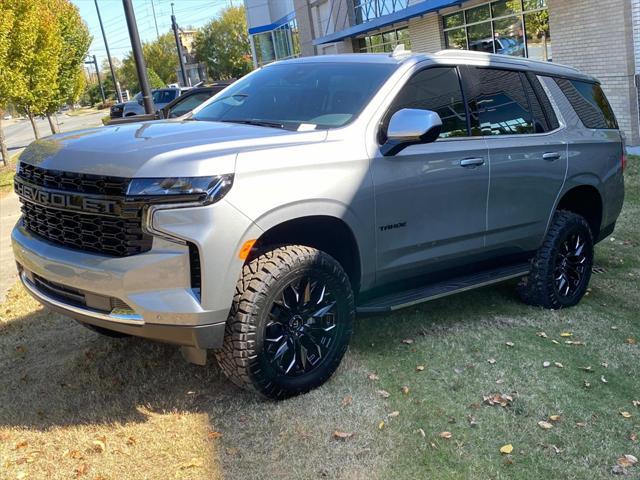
[{"x1": 372, "y1": 66, "x2": 490, "y2": 284}]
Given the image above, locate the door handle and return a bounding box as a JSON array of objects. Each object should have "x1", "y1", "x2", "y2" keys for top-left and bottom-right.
[
  {"x1": 460, "y1": 157, "x2": 485, "y2": 167},
  {"x1": 542, "y1": 152, "x2": 561, "y2": 161}
]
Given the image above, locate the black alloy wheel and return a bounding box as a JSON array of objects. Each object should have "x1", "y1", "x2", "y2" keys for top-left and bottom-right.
[{"x1": 553, "y1": 231, "x2": 589, "y2": 299}]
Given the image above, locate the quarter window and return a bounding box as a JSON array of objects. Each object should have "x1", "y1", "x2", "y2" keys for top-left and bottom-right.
[
  {"x1": 554, "y1": 79, "x2": 618, "y2": 129},
  {"x1": 385, "y1": 67, "x2": 468, "y2": 139},
  {"x1": 463, "y1": 67, "x2": 535, "y2": 136}
]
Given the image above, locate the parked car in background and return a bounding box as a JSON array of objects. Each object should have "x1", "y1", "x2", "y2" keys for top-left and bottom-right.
[
  {"x1": 110, "y1": 87, "x2": 185, "y2": 119},
  {"x1": 12, "y1": 51, "x2": 624, "y2": 400},
  {"x1": 107, "y1": 82, "x2": 233, "y2": 125},
  {"x1": 2, "y1": 113, "x2": 12, "y2": 120}
]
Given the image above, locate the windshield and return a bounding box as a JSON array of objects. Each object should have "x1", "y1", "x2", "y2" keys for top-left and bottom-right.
[{"x1": 192, "y1": 62, "x2": 397, "y2": 130}]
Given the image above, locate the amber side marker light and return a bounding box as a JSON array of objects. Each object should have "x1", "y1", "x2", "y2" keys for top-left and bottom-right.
[{"x1": 239, "y1": 239, "x2": 257, "y2": 260}]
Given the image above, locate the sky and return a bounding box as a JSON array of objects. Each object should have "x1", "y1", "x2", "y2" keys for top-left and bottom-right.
[{"x1": 71, "y1": 0, "x2": 237, "y2": 65}]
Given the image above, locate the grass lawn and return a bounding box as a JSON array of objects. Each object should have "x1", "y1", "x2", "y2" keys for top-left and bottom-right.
[
  {"x1": 0, "y1": 154, "x2": 18, "y2": 198},
  {"x1": 1, "y1": 157, "x2": 638, "y2": 479}
]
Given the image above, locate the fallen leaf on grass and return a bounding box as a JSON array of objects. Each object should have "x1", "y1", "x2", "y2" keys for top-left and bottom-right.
[
  {"x1": 367, "y1": 373, "x2": 379, "y2": 381},
  {"x1": 625, "y1": 338, "x2": 637, "y2": 345},
  {"x1": 15, "y1": 441, "x2": 28, "y2": 450},
  {"x1": 575, "y1": 422, "x2": 587, "y2": 427},
  {"x1": 468, "y1": 415, "x2": 478, "y2": 427},
  {"x1": 617, "y1": 455, "x2": 638, "y2": 467},
  {"x1": 565, "y1": 341, "x2": 585, "y2": 346},
  {"x1": 505, "y1": 342, "x2": 514, "y2": 347},
  {"x1": 378, "y1": 421, "x2": 385, "y2": 430},
  {"x1": 601, "y1": 362, "x2": 609, "y2": 368},
  {"x1": 207, "y1": 431, "x2": 223, "y2": 440},
  {"x1": 439, "y1": 431, "x2": 452, "y2": 439},
  {"x1": 538, "y1": 421, "x2": 553, "y2": 430},
  {"x1": 601, "y1": 376, "x2": 608, "y2": 383},
  {"x1": 75, "y1": 463, "x2": 89, "y2": 477},
  {"x1": 341, "y1": 395, "x2": 353, "y2": 407},
  {"x1": 551, "y1": 340, "x2": 560, "y2": 345},
  {"x1": 543, "y1": 361, "x2": 551, "y2": 368},
  {"x1": 560, "y1": 332, "x2": 572, "y2": 337},
  {"x1": 483, "y1": 393, "x2": 513, "y2": 407},
  {"x1": 550, "y1": 445, "x2": 563, "y2": 454},
  {"x1": 388, "y1": 411, "x2": 400, "y2": 418},
  {"x1": 500, "y1": 444, "x2": 514, "y2": 454},
  {"x1": 580, "y1": 366, "x2": 594, "y2": 372},
  {"x1": 620, "y1": 412, "x2": 633, "y2": 419},
  {"x1": 68, "y1": 450, "x2": 83, "y2": 460},
  {"x1": 15, "y1": 345, "x2": 26, "y2": 354},
  {"x1": 179, "y1": 458, "x2": 204, "y2": 469},
  {"x1": 633, "y1": 400, "x2": 640, "y2": 407},
  {"x1": 126, "y1": 436, "x2": 136, "y2": 446},
  {"x1": 554, "y1": 362, "x2": 564, "y2": 368},
  {"x1": 377, "y1": 390, "x2": 390, "y2": 398},
  {"x1": 92, "y1": 438, "x2": 106, "y2": 453},
  {"x1": 537, "y1": 332, "x2": 548, "y2": 338},
  {"x1": 487, "y1": 358, "x2": 496, "y2": 364},
  {"x1": 333, "y1": 431, "x2": 354, "y2": 441},
  {"x1": 416, "y1": 365, "x2": 425, "y2": 371},
  {"x1": 402, "y1": 339, "x2": 414, "y2": 345},
  {"x1": 630, "y1": 433, "x2": 638, "y2": 442},
  {"x1": 401, "y1": 386, "x2": 410, "y2": 395},
  {"x1": 417, "y1": 428, "x2": 426, "y2": 438},
  {"x1": 549, "y1": 415, "x2": 561, "y2": 422}
]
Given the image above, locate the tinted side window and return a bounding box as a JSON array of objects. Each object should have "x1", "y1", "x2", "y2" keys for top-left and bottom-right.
[
  {"x1": 554, "y1": 78, "x2": 618, "y2": 129},
  {"x1": 527, "y1": 73, "x2": 560, "y2": 131},
  {"x1": 169, "y1": 92, "x2": 213, "y2": 118},
  {"x1": 386, "y1": 67, "x2": 468, "y2": 139},
  {"x1": 463, "y1": 67, "x2": 535, "y2": 136}
]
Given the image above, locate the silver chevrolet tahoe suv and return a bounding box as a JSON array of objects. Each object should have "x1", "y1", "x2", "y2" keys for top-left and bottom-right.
[{"x1": 12, "y1": 50, "x2": 625, "y2": 399}]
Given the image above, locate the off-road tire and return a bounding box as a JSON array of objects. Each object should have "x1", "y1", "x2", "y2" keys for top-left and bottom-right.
[
  {"x1": 517, "y1": 210, "x2": 594, "y2": 309},
  {"x1": 214, "y1": 245, "x2": 355, "y2": 400}
]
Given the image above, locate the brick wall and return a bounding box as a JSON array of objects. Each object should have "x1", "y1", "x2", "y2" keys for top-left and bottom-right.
[
  {"x1": 633, "y1": 0, "x2": 640, "y2": 75},
  {"x1": 408, "y1": 13, "x2": 444, "y2": 53},
  {"x1": 548, "y1": 0, "x2": 639, "y2": 145}
]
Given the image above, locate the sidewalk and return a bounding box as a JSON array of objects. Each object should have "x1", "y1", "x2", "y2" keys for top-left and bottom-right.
[{"x1": 0, "y1": 191, "x2": 20, "y2": 303}]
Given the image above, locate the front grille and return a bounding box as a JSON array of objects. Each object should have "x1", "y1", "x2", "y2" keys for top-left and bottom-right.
[
  {"x1": 18, "y1": 163, "x2": 129, "y2": 196},
  {"x1": 16, "y1": 165, "x2": 152, "y2": 257},
  {"x1": 21, "y1": 201, "x2": 152, "y2": 257}
]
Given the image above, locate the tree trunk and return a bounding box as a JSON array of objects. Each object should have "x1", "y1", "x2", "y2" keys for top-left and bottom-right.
[
  {"x1": 0, "y1": 114, "x2": 8, "y2": 167},
  {"x1": 26, "y1": 107, "x2": 40, "y2": 140},
  {"x1": 46, "y1": 113, "x2": 58, "y2": 135}
]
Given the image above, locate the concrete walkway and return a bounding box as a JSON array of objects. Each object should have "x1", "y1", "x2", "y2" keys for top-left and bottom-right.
[{"x1": 0, "y1": 191, "x2": 20, "y2": 303}]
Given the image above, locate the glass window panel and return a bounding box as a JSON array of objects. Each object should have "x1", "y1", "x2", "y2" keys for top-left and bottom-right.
[
  {"x1": 388, "y1": 67, "x2": 468, "y2": 138},
  {"x1": 443, "y1": 12, "x2": 464, "y2": 29},
  {"x1": 273, "y1": 27, "x2": 292, "y2": 59},
  {"x1": 554, "y1": 79, "x2": 618, "y2": 129},
  {"x1": 464, "y1": 67, "x2": 535, "y2": 135},
  {"x1": 492, "y1": 16, "x2": 525, "y2": 57},
  {"x1": 467, "y1": 22, "x2": 494, "y2": 53},
  {"x1": 523, "y1": 0, "x2": 546, "y2": 10},
  {"x1": 466, "y1": 4, "x2": 490, "y2": 23},
  {"x1": 445, "y1": 27, "x2": 467, "y2": 50},
  {"x1": 382, "y1": 31, "x2": 396, "y2": 45},
  {"x1": 253, "y1": 32, "x2": 275, "y2": 65},
  {"x1": 492, "y1": 0, "x2": 521, "y2": 18},
  {"x1": 524, "y1": 11, "x2": 551, "y2": 61},
  {"x1": 397, "y1": 28, "x2": 411, "y2": 48}
]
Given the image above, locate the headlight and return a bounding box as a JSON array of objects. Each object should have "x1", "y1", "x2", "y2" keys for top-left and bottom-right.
[{"x1": 127, "y1": 174, "x2": 233, "y2": 204}]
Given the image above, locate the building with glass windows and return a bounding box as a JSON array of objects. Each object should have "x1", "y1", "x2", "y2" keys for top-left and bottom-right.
[{"x1": 243, "y1": 0, "x2": 640, "y2": 145}]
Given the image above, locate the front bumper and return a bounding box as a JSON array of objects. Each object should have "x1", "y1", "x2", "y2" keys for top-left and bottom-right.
[{"x1": 12, "y1": 220, "x2": 230, "y2": 349}]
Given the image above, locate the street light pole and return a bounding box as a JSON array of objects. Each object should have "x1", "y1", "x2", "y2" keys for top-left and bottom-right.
[
  {"x1": 94, "y1": 0, "x2": 123, "y2": 103},
  {"x1": 85, "y1": 55, "x2": 106, "y2": 103},
  {"x1": 122, "y1": 0, "x2": 154, "y2": 114},
  {"x1": 171, "y1": 3, "x2": 188, "y2": 86}
]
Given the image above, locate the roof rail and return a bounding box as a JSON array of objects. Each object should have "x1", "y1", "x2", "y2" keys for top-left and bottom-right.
[{"x1": 434, "y1": 49, "x2": 582, "y2": 73}]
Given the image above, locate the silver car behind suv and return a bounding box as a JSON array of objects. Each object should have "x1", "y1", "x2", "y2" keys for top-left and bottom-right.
[{"x1": 12, "y1": 50, "x2": 625, "y2": 399}]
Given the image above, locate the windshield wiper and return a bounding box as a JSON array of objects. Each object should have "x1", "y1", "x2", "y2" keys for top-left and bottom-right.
[{"x1": 220, "y1": 119, "x2": 286, "y2": 129}]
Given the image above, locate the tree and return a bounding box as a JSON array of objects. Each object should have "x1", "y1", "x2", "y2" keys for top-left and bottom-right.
[
  {"x1": 194, "y1": 6, "x2": 253, "y2": 81},
  {"x1": 0, "y1": 2, "x2": 16, "y2": 165},
  {"x1": 43, "y1": 0, "x2": 91, "y2": 134}
]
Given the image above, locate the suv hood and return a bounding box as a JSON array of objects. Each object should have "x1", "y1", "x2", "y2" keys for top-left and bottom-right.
[{"x1": 19, "y1": 120, "x2": 328, "y2": 178}]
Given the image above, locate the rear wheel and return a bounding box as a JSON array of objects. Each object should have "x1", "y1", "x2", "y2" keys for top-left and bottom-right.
[
  {"x1": 517, "y1": 210, "x2": 594, "y2": 309},
  {"x1": 215, "y1": 245, "x2": 354, "y2": 400}
]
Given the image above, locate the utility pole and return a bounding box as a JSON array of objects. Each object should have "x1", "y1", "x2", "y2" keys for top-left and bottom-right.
[
  {"x1": 150, "y1": 0, "x2": 160, "y2": 40},
  {"x1": 85, "y1": 55, "x2": 106, "y2": 103},
  {"x1": 122, "y1": 0, "x2": 154, "y2": 114},
  {"x1": 171, "y1": 3, "x2": 188, "y2": 87},
  {"x1": 94, "y1": 0, "x2": 123, "y2": 103}
]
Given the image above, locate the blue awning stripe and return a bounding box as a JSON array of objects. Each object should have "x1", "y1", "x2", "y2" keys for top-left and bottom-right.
[
  {"x1": 313, "y1": 0, "x2": 461, "y2": 45},
  {"x1": 248, "y1": 11, "x2": 296, "y2": 35}
]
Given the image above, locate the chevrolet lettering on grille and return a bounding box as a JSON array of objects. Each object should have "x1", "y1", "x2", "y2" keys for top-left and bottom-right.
[{"x1": 15, "y1": 178, "x2": 120, "y2": 215}]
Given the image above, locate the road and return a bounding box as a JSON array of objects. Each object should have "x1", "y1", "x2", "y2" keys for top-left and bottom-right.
[
  {"x1": 3, "y1": 110, "x2": 106, "y2": 154},
  {"x1": 0, "y1": 110, "x2": 105, "y2": 302}
]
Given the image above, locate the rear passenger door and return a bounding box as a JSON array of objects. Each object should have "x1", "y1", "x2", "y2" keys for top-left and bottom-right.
[{"x1": 460, "y1": 66, "x2": 567, "y2": 255}]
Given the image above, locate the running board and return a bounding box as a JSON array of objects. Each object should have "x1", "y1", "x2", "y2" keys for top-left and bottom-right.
[{"x1": 357, "y1": 263, "x2": 530, "y2": 314}]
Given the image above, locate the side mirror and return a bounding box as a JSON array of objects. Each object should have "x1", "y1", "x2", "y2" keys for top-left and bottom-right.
[{"x1": 381, "y1": 109, "x2": 443, "y2": 156}]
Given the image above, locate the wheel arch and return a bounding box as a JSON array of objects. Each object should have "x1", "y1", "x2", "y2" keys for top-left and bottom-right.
[
  {"x1": 249, "y1": 215, "x2": 363, "y2": 293},
  {"x1": 555, "y1": 183, "x2": 603, "y2": 238}
]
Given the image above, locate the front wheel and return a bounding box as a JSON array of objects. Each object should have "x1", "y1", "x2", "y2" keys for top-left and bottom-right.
[
  {"x1": 517, "y1": 210, "x2": 594, "y2": 309},
  {"x1": 215, "y1": 245, "x2": 354, "y2": 400}
]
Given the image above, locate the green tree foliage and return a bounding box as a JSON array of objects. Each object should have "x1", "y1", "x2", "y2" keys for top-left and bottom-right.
[
  {"x1": 194, "y1": 6, "x2": 253, "y2": 81},
  {"x1": 118, "y1": 33, "x2": 178, "y2": 94},
  {"x1": 44, "y1": 0, "x2": 91, "y2": 132}
]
